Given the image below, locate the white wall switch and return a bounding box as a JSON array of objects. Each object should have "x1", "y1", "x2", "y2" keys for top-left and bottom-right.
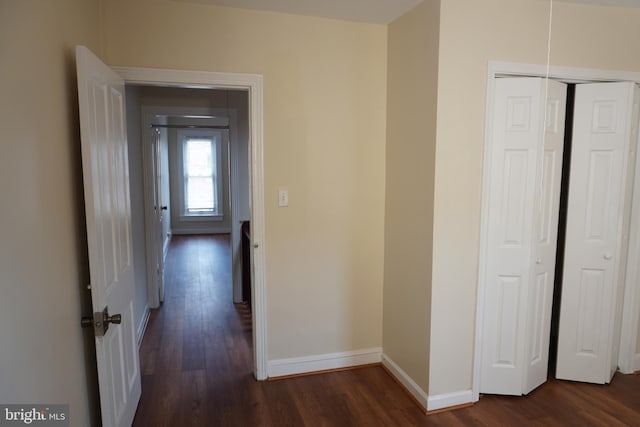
[{"x1": 278, "y1": 189, "x2": 289, "y2": 207}]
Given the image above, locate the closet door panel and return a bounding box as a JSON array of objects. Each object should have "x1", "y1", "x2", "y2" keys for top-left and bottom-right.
[
  {"x1": 481, "y1": 78, "x2": 566, "y2": 395},
  {"x1": 523, "y1": 79, "x2": 567, "y2": 394},
  {"x1": 557, "y1": 82, "x2": 640, "y2": 384}
]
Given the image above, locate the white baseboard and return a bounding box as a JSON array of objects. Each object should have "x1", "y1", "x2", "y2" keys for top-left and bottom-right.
[
  {"x1": 427, "y1": 390, "x2": 473, "y2": 412},
  {"x1": 163, "y1": 233, "x2": 171, "y2": 261},
  {"x1": 268, "y1": 347, "x2": 382, "y2": 378},
  {"x1": 136, "y1": 305, "x2": 151, "y2": 348},
  {"x1": 381, "y1": 353, "x2": 428, "y2": 410}
]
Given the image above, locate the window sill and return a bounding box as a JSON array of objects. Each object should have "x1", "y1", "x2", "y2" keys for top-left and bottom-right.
[{"x1": 180, "y1": 214, "x2": 224, "y2": 222}]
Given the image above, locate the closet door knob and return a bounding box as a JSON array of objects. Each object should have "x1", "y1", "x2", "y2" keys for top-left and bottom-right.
[{"x1": 604, "y1": 253, "x2": 612, "y2": 260}]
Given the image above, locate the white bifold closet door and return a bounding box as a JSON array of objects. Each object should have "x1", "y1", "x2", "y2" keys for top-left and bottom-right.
[
  {"x1": 480, "y1": 78, "x2": 567, "y2": 395},
  {"x1": 556, "y1": 82, "x2": 640, "y2": 384}
]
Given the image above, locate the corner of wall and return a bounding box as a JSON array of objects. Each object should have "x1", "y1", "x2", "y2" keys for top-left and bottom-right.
[{"x1": 382, "y1": 0, "x2": 440, "y2": 399}]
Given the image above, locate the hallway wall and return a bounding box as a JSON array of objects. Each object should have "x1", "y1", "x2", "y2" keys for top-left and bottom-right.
[{"x1": 102, "y1": 0, "x2": 388, "y2": 360}]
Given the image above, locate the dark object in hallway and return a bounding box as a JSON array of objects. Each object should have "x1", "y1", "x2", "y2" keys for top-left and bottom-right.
[
  {"x1": 133, "y1": 235, "x2": 640, "y2": 426},
  {"x1": 241, "y1": 221, "x2": 252, "y2": 310}
]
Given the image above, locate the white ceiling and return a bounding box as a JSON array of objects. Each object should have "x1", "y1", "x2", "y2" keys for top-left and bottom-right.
[
  {"x1": 174, "y1": 0, "x2": 424, "y2": 24},
  {"x1": 175, "y1": 0, "x2": 640, "y2": 25}
]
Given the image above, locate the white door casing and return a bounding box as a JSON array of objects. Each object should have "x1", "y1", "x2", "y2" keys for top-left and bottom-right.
[
  {"x1": 112, "y1": 65, "x2": 267, "y2": 380},
  {"x1": 556, "y1": 82, "x2": 640, "y2": 384},
  {"x1": 76, "y1": 46, "x2": 142, "y2": 427},
  {"x1": 480, "y1": 78, "x2": 567, "y2": 395}
]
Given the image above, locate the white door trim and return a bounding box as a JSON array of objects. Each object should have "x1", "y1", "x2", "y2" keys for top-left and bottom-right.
[
  {"x1": 474, "y1": 61, "x2": 640, "y2": 401},
  {"x1": 113, "y1": 66, "x2": 268, "y2": 380}
]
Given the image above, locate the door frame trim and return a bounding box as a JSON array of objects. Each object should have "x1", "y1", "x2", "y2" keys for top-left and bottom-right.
[
  {"x1": 474, "y1": 61, "x2": 640, "y2": 401},
  {"x1": 113, "y1": 66, "x2": 268, "y2": 380}
]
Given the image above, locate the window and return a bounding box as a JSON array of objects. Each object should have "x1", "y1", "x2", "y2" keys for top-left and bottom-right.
[{"x1": 179, "y1": 131, "x2": 222, "y2": 217}]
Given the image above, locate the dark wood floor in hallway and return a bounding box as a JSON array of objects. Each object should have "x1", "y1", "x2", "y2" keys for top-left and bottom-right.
[{"x1": 133, "y1": 234, "x2": 640, "y2": 426}]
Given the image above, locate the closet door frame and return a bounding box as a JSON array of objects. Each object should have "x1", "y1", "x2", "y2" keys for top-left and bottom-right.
[{"x1": 474, "y1": 61, "x2": 640, "y2": 402}]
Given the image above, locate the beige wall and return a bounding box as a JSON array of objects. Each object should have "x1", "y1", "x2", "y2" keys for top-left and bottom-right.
[
  {"x1": 383, "y1": 0, "x2": 440, "y2": 393},
  {"x1": 430, "y1": 0, "x2": 640, "y2": 396},
  {"x1": 102, "y1": 0, "x2": 388, "y2": 359},
  {"x1": 0, "y1": 0, "x2": 102, "y2": 425},
  {"x1": 549, "y1": 2, "x2": 640, "y2": 70}
]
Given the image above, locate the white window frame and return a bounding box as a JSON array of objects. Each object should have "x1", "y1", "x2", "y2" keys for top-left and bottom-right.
[{"x1": 177, "y1": 129, "x2": 224, "y2": 220}]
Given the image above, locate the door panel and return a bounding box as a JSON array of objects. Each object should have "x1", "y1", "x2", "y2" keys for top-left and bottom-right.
[
  {"x1": 77, "y1": 45, "x2": 141, "y2": 427},
  {"x1": 151, "y1": 128, "x2": 165, "y2": 303},
  {"x1": 556, "y1": 82, "x2": 639, "y2": 384},
  {"x1": 155, "y1": 130, "x2": 166, "y2": 302},
  {"x1": 481, "y1": 78, "x2": 567, "y2": 395},
  {"x1": 619, "y1": 103, "x2": 640, "y2": 374},
  {"x1": 523, "y1": 79, "x2": 567, "y2": 394}
]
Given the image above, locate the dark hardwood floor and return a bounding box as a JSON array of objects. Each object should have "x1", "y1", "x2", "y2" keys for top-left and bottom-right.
[{"x1": 133, "y1": 234, "x2": 640, "y2": 426}]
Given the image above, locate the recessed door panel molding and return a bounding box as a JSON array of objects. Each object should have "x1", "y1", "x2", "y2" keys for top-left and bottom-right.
[
  {"x1": 592, "y1": 101, "x2": 618, "y2": 133},
  {"x1": 480, "y1": 78, "x2": 567, "y2": 395},
  {"x1": 584, "y1": 151, "x2": 614, "y2": 240},
  {"x1": 529, "y1": 272, "x2": 548, "y2": 364},
  {"x1": 110, "y1": 87, "x2": 132, "y2": 273},
  {"x1": 502, "y1": 150, "x2": 529, "y2": 246},
  {"x1": 538, "y1": 151, "x2": 557, "y2": 244},
  {"x1": 557, "y1": 82, "x2": 640, "y2": 384},
  {"x1": 506, "y1": 96, "x2": 533, "y2": 132},
  {"x1": 106, "y1": 327, "x2": 126, "y2": 421},
  {"x1": 495, "y1": 276, "x2": 521, "y2": 366},
  {"x1": 125, "y1": 300, "x2": 139, "y2": 388},
  {"x1": 576, "y1": 269, "x2": 605, "y2": 356}
]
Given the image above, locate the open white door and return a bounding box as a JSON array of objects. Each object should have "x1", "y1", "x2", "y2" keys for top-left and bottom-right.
[
  {"x1": 480, "y1": 78, "x2": 567, "y2": 395},
  {"x1": 150, "y1": 127, "x2": 166, "y2": 303},
  {"x1": 77, "y1": 46, "x2": 141, "y2": 427},
  {"x1": 557, "y1": 82, "x2": 640, "y2": 384}
]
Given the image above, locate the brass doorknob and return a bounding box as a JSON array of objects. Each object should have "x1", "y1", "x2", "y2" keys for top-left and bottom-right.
[
  {"x1": 80, "y1": 309, "x2": 122, "y2": 336},
  {"x1": 105, "y1": 313, "x2": 122, "y2": 325}
]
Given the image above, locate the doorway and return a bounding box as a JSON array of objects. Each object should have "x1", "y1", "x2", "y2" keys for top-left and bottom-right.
[
  {"x1": 116, "y1": 66, "x2": 268, "y2": 380},
  {"x1": 133, "y1": 87, "x2": 248, "y2": 308},
  {"x1": 473, "y1": 62, "x2": 640, "y2": 401}
]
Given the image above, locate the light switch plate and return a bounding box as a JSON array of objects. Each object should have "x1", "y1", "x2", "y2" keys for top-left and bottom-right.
[{"x1": 278, "y1": 189, "x2": 289, "y2": 207}]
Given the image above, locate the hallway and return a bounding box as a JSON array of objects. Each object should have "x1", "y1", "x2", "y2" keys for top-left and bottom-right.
[
  {"x1": 132, "y1": 234, "x2": 254, "y2": 425},
  {"x1": 131, "y1": 235, "x2": 426, "y2": 426},
  {"x1": 132, "y1": 235, "x2": 640, "y2": 426}
]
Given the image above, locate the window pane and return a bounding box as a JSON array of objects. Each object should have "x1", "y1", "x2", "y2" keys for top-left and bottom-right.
[
  {"x1": 186, "y1": 139, "x2": 212, "y2": 176},
  {"x1": 184, "y1": 137, "x2": 216, "y2": 214},
  {"x1": 186, "y1": 177, "x2": 214, "y2": 212}
]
